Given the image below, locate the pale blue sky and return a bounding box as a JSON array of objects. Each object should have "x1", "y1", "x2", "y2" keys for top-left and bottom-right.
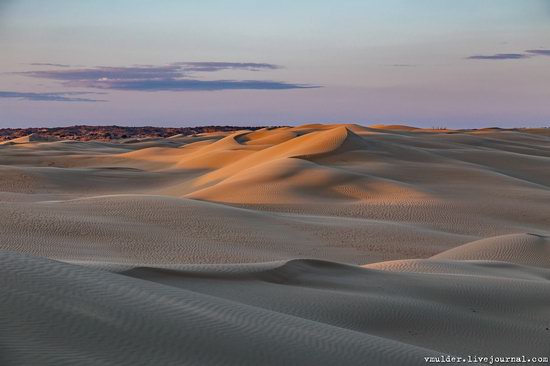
[{"x1": 1, "y1": 0, "x2": 549, "y2": 127}]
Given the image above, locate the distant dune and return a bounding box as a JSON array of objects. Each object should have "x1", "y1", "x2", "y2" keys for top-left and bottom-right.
[{"x1": 1, "y1": 124, "x2": 549, "y2": 365}]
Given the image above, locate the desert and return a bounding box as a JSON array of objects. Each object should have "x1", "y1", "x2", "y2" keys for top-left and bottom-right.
[
  {"x1": 3, "y1": 1, "x2": 550, "y2": 364},
  {"x1": 1, "y1": 124, "x2": 549, "y2": 365}
]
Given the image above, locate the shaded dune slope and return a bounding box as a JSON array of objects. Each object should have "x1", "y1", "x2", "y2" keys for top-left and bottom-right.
[
  {"x1": 0, "y1": 194, "x2": 467, "y2": 264},
  {"x1": 2, "y1": 248, "x2": 550, "y2": 365},
  {"x1": 0, "y1": 252, "x2": 442, "y2": 366},
  {"x1": 431, "y1": 233, "x2": 550, "y2": 268}
]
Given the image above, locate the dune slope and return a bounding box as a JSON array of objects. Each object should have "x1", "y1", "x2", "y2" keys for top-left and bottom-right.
[
  {"x1": 2, "y1": 124, "x2": 549, "y2": 263},
  {"x1": 2, "y1": 249, "x2": 550, "y2": 365}
]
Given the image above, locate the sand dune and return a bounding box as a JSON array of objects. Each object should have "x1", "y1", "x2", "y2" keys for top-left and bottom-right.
[
  {"x1": 432, "y1": 233, "x2": 550, "y2": 268},
  {"x1": 1, "y1": 124, "x2": 549, "y2": 263},
  {"x1": 369, "y1": 124, "x2": 421, "y2": 131},
  {"x1": 1, "y1": 248, "x2": 549, "y2": 365},
  {"x1": 1, "y1": 124, "x2": 549, "y2": 364},
  {"x1": 0, "y1": 252, "x2": 446, "y2": 366}
]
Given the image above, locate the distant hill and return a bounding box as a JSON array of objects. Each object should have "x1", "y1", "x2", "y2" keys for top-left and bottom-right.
[
  {"x1": 1, "y1": 124, "x2": 548, "y2": 142},
  {"x1": 0, "y1": 125, "x2": 273, "y2": 142}
]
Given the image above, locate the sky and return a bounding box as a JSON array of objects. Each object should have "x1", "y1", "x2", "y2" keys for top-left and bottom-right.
[{"x1": 0, "y1": 0, "x2": 549, "y2": 128}]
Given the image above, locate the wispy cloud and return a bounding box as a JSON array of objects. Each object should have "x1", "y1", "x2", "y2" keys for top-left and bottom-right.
[
  {"x1": 466, "y1": 53, "x2": 529, "y2": 60},
  {"x1": 20, "y1": 65, "x2": 183, "y2": 81},
  {"x1": 467, "y1": 49, "x2": 550, "y2": 60},
  {"x1": 17, "y1": 62, "x2": 317, "y2": 92},
  {"x1": 526, "y1": 49, "x2": 550, "y2": 56},
  {"x1": 173, "y1": 62, "x2": 281, "y2": 72},
  {"x1": 29, "y1": 63, "x2": 72, "y2": 68},
  {"x1": 64, "y1": 78, "x2": 316, "y2": 91},
  {"x1": 0, "y1": 91, "x2": 106, "y2": 102}
]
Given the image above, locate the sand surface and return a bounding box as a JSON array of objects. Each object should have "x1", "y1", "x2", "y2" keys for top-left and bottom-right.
[{"x1": 1, "y1": 124, "x2": 549, "y2": 365}]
